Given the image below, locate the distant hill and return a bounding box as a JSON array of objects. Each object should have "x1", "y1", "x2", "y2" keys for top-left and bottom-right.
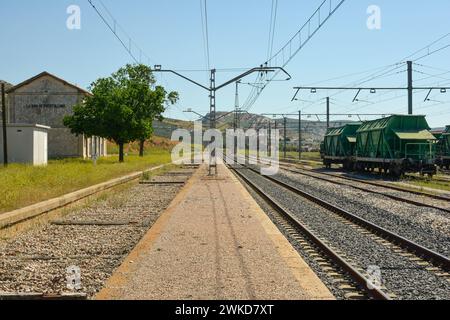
[
  {"x1": 162, "y1": 118, "x2": 194, "y2": 130},
  {"x1": 202, "y1": 111, "x2": 354, "y2": 148},
  {"x1": 156, "y1": 112, "x2": 355, "y2": 150},
  {"x1": 151, "y1": 118, "x2": 196, "y2": 139}
]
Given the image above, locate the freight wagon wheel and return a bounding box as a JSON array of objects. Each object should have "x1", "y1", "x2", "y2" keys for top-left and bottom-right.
[
  {"x1": 343, "y1": 160, "x2": 351, "y2": 171},
  {"x1": 348, "y1": 161, "x2": 355, "y2": 171},
  {"x1": 389, "y1": 164, "x2": 402, "y2": 179},
  {"x1": 355, "y1": 162, "x2": 363, "y2": 172}
]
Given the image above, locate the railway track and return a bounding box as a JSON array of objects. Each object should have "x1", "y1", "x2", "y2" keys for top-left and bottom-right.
[
  {"x1": 281, "y1": 157, "x2": 450, "y2": 199},
  {"x1": 227, "y1": 160, "x2": 450, "y2": 300},
  {"x1": 242, "y1": 156, "x2": 450, "y2": 208},
  {"x1": 278, "y1": 165, "x2": 450, "y2": 213}
]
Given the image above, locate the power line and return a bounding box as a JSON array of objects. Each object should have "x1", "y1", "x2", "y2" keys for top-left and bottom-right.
[
  {"x1": 269, "y1": 0, "x2": 279, "y2": 60},
  {"x1": 242, "y1": 0, "x2": 347, "y2": 111},
  {"x1": 413, "y1": 69, "x2": 450, "y2": 83},
  {"x1": 87, "y1": 0, "x2": 178, "y2": 93},
  {"x1": 204, "y1": 0, "x2": 211, "y2": 70},
  {"x1": 347, "y1": 35, "x2": 450, "y2": 89},
  {"x1": 199, "y1": 0, "x2": 209, "y2": 72},
  {"x1": 302, "y1": 63, "x2": 403, "y2": 87},
  {"x1": 401, "y1": 33, "x2": 450, "y2": 62},
  {"x1": 414, "y1": 43, "x2": 450, "y2": 62},
  {"x1": 300, "y1": 36, "x2": 450, "y2": 115},
  {"x1": 293, "y1": 34, "x2": 450, "y2": 114},
  {"x1": 87, "y1": 0, "x2": 139, "y2": 63},
  {"x1": 320, "y1": 63, "x2": 407, "y2": 104},
  {"x1": 414, "y1": 63, "x2": 450, "y2": 74},
  {"x1": 267, "y1": 0, "x2": 276, "y2": 61},
  {"x1": 284, "y1": 63, "x2": 408, "y2": 115}
]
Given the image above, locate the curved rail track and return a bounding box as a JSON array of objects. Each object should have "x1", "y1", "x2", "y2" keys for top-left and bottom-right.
[{"x1": 226, "y1": 158, "x2": 450, "y2": 300}]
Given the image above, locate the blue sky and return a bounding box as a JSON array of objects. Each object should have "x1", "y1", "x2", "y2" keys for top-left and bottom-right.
[{"x1": 1, "y1": 0, "x2": 450, "y2": 127}]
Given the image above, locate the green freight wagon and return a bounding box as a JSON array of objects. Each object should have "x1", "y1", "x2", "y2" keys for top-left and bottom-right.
[
  {"x1": 321, "y1": 123, "x2": 361, "y2": 170},
  {"x1": 435, "y1": 125, "x2": 450, "y2": 169},
  {"x1": 355, "y1": 115, "x2": 437, "y2": 177}
]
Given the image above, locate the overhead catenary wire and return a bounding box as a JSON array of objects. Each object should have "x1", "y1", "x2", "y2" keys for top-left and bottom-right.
[
  {"x1": 413, "y1": 69, "x2": 450, "y2": 83},
  {"x1": 87, "y1": 0, "x2": 179, "y2": 111},
  {"x1": 277, "y1": 64, "x2": 410, "y2": 115},
  {"x1": 87, "y1": 0, "x2": 139, "y2": 63},
  {"x1": 302, "y1": 63, "x2": 404, "y2": 87},
  {"x1": 242, "y1": 0, "x2": 347, "y2": 112},
  {"x1": 268, "y1": 0, "x2": 279, "y2": 61},
  {"x1": 199, "y1": 0, "x2": 210, "y2": 84},
  {"x1": 291, "y1": 33, "x2": 450, "y2": 116},
  {"x1": 401, "y1": 33, "x2": 450, "y2": 62},
  {"x1": 267, "y1": 0, "x2": 276, "y2": 61},
  {"x1": 413, "y1": 62, "x2": 450, "y2": 74},
  {"x1": 300, "y1": 33, "x2": 450, "y2": 117},
  {"x1": 414, "y1": 43, "x2": 450, "y2": 62},
  {"x1": 203, "y1": 0, "x2": 211, "y2": 70}
]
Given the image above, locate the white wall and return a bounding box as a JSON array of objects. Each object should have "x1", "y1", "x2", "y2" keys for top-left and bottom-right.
[
  {"x1": 0, "y1": 124, "x2": 49, "y2": 165},
  {"x1": 33, "y1": 129, "x2": 48, "y2": 165}
]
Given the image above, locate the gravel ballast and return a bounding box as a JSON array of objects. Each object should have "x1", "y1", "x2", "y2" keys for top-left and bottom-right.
[
  {"x1": 0, "y1": 169, "x2": 194, "y2": 298},
  {"x1": 237, "y1": 167, "x2": 450, "y2": 300},
  {"x1": 273, "y1": 168, "x2": 450, "y2": 257}
]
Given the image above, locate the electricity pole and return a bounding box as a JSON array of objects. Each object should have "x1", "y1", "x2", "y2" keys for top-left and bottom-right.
[
  {"x1": 209, "y1": 69, "x2": 216, "y2": 129},
  {"x1": 1, "y1": 83, "x2": 7, "y2": 167},
  {"x1": 263, "y1": 112, "x2": 392, "y2": 162},
  {"x1": 298, "y1": 110, "x2": 302, "y2": 160},
  {"x1": 407, "y1": 60, "x2": 413, "y2": 115},
  {"x1": 234, "y1": 80, "x2": 241, "y2": 130},
  {"x1": 153, "y1": 65, "x2": 291, "y2": 174},
  {"x1": 268, "y1": 119, "x2": 272, "y2": 157},
  {"x1": 283, "y1": 117, "x2": 287, "y2": 159},
  {"x1": 292, "y1": 61, "x2": 450, "y2": 116},
  {"x1": 326, "y1": 97, "x2": 330, "y2": 129}
]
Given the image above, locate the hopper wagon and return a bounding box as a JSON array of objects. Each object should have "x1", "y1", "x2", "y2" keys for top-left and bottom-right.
[
  {"x1": 435, "y1": 125, "x2": 450, "y2": 169},
  {"x1": 321, "y1": 123, "x2": 361, "y2": 170},
  {"x1": 354, "y1": 115, "x2": 437, "y2": 177}
]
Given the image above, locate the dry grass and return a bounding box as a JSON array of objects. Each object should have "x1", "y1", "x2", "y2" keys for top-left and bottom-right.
[
  {"x1": 0, "y1": 140, "x2": 175, "y2": 214},
  {"x1": 401, "y1": 178, "x2": 450, "y2": 192}
]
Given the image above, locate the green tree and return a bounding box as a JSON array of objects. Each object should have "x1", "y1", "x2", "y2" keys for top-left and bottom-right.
[
  {"x1": 64, "y1": 64, "x2": 178, "y2": 162},
  {"x1": 136, "y1": 86, "x2": 179, "y2": 156}
]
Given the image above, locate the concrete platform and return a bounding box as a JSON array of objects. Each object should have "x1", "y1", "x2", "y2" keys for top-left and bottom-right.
[{"x1": 96, "y1": 164, "x2": 333, "y2": 300}]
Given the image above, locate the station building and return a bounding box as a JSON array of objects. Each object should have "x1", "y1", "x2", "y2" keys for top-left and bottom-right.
[{"x1": 5, "y1": 72, "x2": 107, "y2": 159}]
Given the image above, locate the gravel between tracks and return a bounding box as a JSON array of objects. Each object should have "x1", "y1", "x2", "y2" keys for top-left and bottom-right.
[
  {"x1": 237, "y1": 167, "x2": 450, "y2": 300},
  {"x1": 273, "y1": 167, "x2": 450, "y2": 257},
  {"x1": 0, "y1": 170, "x2": 193, "y2": 298},
  {"x1": 303, "y1": 168, "x2": 450, "y2": 210}
]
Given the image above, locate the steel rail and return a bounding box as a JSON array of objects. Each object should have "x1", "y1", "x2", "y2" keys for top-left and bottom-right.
[
  {"x1": 229, "y1": 165, "x2": 391, "y2": 300},
  {"x1": 279, "y1": 165, "x2": 450, "y2": 214},
  {"x1": 242, "y1": 164, "x2": 450, "y2": 271},
  {"x1": 278, "y1": 158, "x2": 450, "y2": 202}
]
